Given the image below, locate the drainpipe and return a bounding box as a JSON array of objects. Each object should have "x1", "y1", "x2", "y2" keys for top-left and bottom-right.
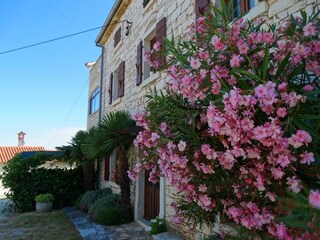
[{"x1": 96, "y1": 43, "x2": 105, "y2": 189}]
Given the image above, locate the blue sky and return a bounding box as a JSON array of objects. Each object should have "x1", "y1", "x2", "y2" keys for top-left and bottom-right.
[{"x1": 0, "y1": 0, "x2": 115, "y2": 149}]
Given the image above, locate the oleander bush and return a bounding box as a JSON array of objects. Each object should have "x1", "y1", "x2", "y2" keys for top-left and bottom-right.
[{"x1": 129, "y1": 3, "x2": 320, "y2": 239}]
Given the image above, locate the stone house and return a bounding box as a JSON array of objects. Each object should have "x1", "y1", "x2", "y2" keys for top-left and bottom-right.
[{"x1": 86, "y1": 0, "x2": 319, "y2": 239}]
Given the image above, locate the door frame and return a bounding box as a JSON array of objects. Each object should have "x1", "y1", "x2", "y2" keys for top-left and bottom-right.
[{"x1": 134, "y1": 170, "x2": 165, "y2": 222}]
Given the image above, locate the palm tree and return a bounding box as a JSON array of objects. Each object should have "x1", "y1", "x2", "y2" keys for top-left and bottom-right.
[
  {"x1": 82, "y1": 110, "x2": 138, "y2": 218},
  {"x1": 57, "y1": 130, "x2": 95, "y2": 191}
]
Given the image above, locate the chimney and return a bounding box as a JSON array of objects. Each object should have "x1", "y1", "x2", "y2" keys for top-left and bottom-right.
[{"x1": 18, "y1": 131, "x2": 26, "y2": 146}]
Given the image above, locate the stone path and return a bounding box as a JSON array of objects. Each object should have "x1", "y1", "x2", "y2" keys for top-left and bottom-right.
[{"x1": 64, "y1": 207, "x2": 152, "y2": 240}]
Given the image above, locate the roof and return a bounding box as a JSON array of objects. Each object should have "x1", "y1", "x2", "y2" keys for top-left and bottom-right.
[
  {"x1": 96, "y1": 0, "x2": 131, "y2": 45},
  {"x1": 0, "y1": 146, "x2": 45, "y2": 164}
]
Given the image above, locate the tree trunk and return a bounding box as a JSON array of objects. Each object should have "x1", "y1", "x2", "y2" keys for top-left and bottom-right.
[{"x1": 117, "y1": 146, "x2": 132, "y2": 220}]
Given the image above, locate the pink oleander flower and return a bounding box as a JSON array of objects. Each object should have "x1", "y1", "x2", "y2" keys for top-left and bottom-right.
[
  {"x1": 276, "y1": 223, "x2": 288, "y2": 239},
  {"x1": 271, "y1": 167, "x2": 285, "y2": 180},
  {"x1": 303, "y1": 84, "x2": 314, "y2": 91},
  {"x1": 288, "y1": 130, "x2": 312, "y2": 148},
  {"x1": 150, "y1": 132, "x2": 160, "y2": 142},
  {"x1": 309, "y1": 190, "x2": 320, "y2": 208},
  {"x1": 199, "y1": 50, "x2": 209, "y2": 60},
  {"x1": 178, "y1": 140, "x2": 186, "y2": 152},
  {"x1": 153, "y1": 41, "x2": 161, "y2": 51},
  {"x1": 255, "y1": 84, "x2": 267, "y2": 98},
  {"x1": 277, "y1": 154, "x2": 290, "y2": 168},
  {"x1": 198, "y1": 184, "x2": 207, "y2": 193},
  {"x1": 276, "y1": 108, "x2": 287, "y2": 118},
  {"x1": 230, "y1": 54, "x2": 243, "y2": 67},
  {"x1": 211, "y1": 36, "x2": 225, "y2": 50},
  {"x1": 287, "y1": 176, "x2": 302, "y2": 193},
  {"x1": 236, "y1": 39, "x2": 249, "y2": 54},
  {"x1": 190, "y1": 57, "x2": 201, "y2": 69},
  {"x1": 303, "y1": 22, "x2": 316, "y2": 37},
  {"x1": 278, "y1": 83, "x2": 288, "y2": 91},
  {"x1": 300, "y1": 151, "x2": 315, "y2": 165}
]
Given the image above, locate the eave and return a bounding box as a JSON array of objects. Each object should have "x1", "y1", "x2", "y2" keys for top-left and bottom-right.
[{"x1": 96, "y1": 0, "x2": 131, "y2": 46}]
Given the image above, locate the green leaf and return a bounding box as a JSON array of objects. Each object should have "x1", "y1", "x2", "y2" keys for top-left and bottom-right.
[
  {"x1": 274, "y1": 53, "x2": 290, "y2": 81},
  {"x1": 262, "y1": 47, "x2": 269, "y2": 81},
  {"x1": 231, "y1": 68, "x2": 263, "y2": 83}
]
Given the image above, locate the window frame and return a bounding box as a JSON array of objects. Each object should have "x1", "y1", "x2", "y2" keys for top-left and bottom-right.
[
  {"x1": 89, "y1": 87, "x2": 100, "y2": 115},
  {"x1": 143, "y1": 32, "x2": 157, "y2": 81}
]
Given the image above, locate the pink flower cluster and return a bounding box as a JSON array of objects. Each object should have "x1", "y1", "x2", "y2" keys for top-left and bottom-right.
[{"x1": 130, "y1": 10, "x2": 319, "y2": 239}]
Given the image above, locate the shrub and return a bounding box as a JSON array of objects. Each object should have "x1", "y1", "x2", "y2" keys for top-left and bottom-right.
[
  {"x1": 35, "y1": 193, "x2": 54, "y2": 202},
  {"x1": 97, "y1": 207, "x2": 131, "y2": 226},
  {"x1": 148, "y1": 217, "x2": 167, "y2": 236},
  {"x1": 79, "y1": 191, "x2": 97, "y2": 212},
  {"x1": 88, "y1": 193, "x2": 121, "y2": 220},
  {"x1": 1, "y1": 153, "x2": 84, "y2": 212},
  {"x1": 79, "y1": 188, "x2": 113, "y2": 212},
  {"x1": 74, "y1": 194, "x2": 83, "y2": 209},
  {"x1": 95, "y1": 188, "x2": 112, "y2": 199}
]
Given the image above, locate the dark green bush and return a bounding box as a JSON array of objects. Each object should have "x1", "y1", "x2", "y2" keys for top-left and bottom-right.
[
  {"x1": 79, "y1": 191, "x2": 97, "y2": 212},
  {"x1": 88, "y1": 193, "x2": 121, "y2": 220},
  {"x1": 95, "y1": 188, "x2": 112, "y2": 198},
  {"x1": 0, "y1": 153, "x2": 84, "y2": 212},
  {"x1": 97, "y1": 207, "x2": 131, "y2": 226},
  {"x1": 79, "y1": 188, "x2": 112, "y2": 212},
  {"x1": 74, "y1": 194, "x2": 84, "y2": 209}
]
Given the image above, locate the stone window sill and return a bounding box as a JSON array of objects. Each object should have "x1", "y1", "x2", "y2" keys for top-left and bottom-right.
[
  {"x1": 111, "y1": 97, "x2": 121, "y2": 107},
  {"x1": 141, "y1": 72, "x2": 160, "y2": 88},
  {"x1": 243, "y1": 1, "x2": 268, "y2": 20}
]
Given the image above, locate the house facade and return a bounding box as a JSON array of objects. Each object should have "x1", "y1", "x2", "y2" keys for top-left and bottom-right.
[{"x1": 87, "y1": 0, "x2": 319, "y2": 239}]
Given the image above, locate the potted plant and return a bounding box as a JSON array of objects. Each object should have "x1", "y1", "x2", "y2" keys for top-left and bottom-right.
[{"x1": 35, "y1": 193, "x2": 54, "y2": 212}]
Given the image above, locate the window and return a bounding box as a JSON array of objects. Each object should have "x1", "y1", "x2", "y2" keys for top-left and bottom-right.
[
  {"x1": 114, "y1": 27, "x2": 122, "y2": 48},
  {"x1": 195, "y1": 0, "x2": 210, "y2": 18},
  {"x1": 224, "y1": 0, "x2": 255, "y2": 19},
  {"x1": 231, "y1": 0, "x2": 255, "y2": 18},
  {"x1": 104, "y1": 151, "x2": 120, "y2": 184},
  {"x1": 89, "y1": 88, "x2": 100, "y2": 114},
  {"x1": 136, "y1": 18, "x2": 166, "y2": 86},
  {"x1": 143, "y1": 33, "x2": 156, "y2": 81},
  {"x1": 195, "y1": 0, "x2": 255, "y2": 20},
  {"x1": 109, "y1": 62, "x2": 125, "y2": 104}
]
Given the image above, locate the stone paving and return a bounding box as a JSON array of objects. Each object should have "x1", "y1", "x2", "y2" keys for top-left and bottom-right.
[{"x1": 64, "y1": 207, "x2": 152, "y2": 240}]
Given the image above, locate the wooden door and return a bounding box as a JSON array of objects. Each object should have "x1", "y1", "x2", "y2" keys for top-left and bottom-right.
[{"x1": 144, "y1": 170, "x2": 160, "y2": 221}]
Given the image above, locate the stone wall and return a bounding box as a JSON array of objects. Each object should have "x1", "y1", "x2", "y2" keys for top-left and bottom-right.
[{"x1": 87, "y1": 56, "x2": 101, "y2": 130}]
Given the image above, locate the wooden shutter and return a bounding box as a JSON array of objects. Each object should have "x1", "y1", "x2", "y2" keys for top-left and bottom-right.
[
  {"x1": 118, "y1": 61, "x2": 125, "y2": 98},
  {"x1": 104, "y1": 157, "x2": 110, "y2": 181},
  {"x1": 114, "y1": 27, "x2": 121, "y2": 47},
  {"x1": 195, "y1": 0, "x2": 209, "y2": 18},
  {"x1": 108, "y1": 73, "x2": 113, "y2": 104},
  {"x1": 240, "y1": 0, "x2": 250, "y2": 14},
  {"x1": 143, "y1": 0, "x2": 150, "y2": 7},
  {"x1": 156, "y1": 17, "x2": 166, "y2": 68},
  {"x1": 136, "y1": 41, "x2": 143, "y2": 86}
]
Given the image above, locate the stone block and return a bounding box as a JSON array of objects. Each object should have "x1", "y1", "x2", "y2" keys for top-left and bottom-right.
[{"x1": 152, "y1": 231, "x2": 184, "y2": 240}]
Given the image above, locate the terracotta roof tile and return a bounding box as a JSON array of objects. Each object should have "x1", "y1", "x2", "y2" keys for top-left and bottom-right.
[{"x1": 0, "y1": 146, "x2": 45, "y2": 164}]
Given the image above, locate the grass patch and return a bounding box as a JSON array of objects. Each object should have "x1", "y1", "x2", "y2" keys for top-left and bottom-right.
[{"x1": 0, "y1": 210, "x2": 81, "y2": 240}]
